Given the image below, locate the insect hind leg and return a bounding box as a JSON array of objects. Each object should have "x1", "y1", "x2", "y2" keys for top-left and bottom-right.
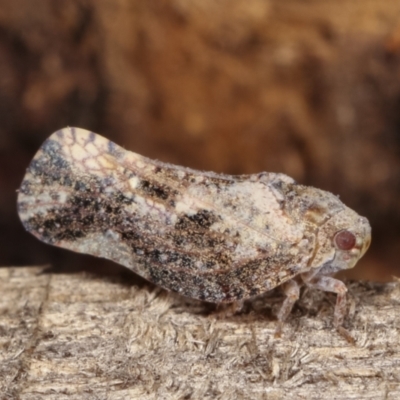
[{"x1": 275, "y1": 279, "x2": 301, "y2": 337}]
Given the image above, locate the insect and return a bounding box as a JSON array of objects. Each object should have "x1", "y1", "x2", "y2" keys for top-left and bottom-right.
[{"x1": 18, "y1": 127, "x2": 371, "y2": 333}]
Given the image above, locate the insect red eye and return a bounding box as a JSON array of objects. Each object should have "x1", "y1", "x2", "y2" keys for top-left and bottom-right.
[{"x1": 334, "y1": 230, "x2": 356, "y2": 250}]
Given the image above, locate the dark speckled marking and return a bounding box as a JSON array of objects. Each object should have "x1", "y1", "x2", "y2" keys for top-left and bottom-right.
[
  {"x1": 108, "y1": 140, "x2": 115, "y2": 153},
  {"x1": 140, "y1": 179, "x2": 171, "y2": 200},
  {"x1": 175, "y1": 209, "x2": 219, "y2": 231}
]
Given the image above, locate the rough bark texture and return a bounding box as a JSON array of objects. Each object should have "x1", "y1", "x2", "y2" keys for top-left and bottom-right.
[{"x1": 1, "y1": 266, "x2": 400, "y2": 399}]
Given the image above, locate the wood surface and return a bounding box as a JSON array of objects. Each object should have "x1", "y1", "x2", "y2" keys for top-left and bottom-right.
[{"x1": 1, "y1": 266, "x2": 399, "y2": 399}]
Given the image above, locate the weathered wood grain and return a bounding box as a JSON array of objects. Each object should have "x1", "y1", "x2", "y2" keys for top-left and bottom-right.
[{"x1": 1, "y1": 267, "x2": 399, "y2": 399}]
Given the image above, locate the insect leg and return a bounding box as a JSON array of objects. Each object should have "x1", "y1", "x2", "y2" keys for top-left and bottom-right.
[
  {"x1": 215, "y1": 300, "x2": 244, "y2": 319},
  {"x1": 301, "y1": 274, "x2": 347, "y2": 328},
  {"x1": 275, "y1": 279, "x2": 300, "y2": 336}
]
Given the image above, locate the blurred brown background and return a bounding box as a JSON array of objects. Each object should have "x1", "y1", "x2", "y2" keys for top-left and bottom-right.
[{"x1": 1, "y1": 0, "x2": 399, "y2": 281}]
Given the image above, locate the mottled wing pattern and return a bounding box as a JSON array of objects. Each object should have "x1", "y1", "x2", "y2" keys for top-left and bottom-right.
[{"x1": 18, "y1": 127, "x2": 309, "y2": 302}]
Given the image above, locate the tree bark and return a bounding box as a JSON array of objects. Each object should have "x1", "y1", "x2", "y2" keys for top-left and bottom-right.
[{"x1": 1, "y1": 266, "x2": 399, "y2": 399}]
